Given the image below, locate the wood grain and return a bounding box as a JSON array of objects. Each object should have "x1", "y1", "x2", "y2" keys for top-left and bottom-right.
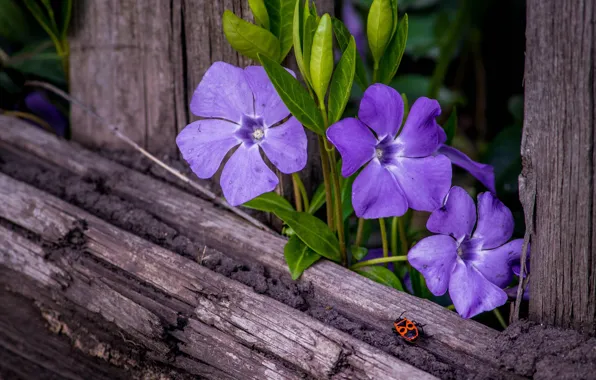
[
  {"x1": 523, "y1": 0, "x2": 596, "y2": 331},
  {"x1": 0, "y1": 171, "x2": 435, "y2": 380},
  {"x1": 0, "y1": 116, "x2": 523, "y2": 379}
]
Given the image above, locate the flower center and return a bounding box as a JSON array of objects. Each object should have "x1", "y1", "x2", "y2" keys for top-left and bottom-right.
[
  {"x1": 375, "y1": 136, "x2": 399, "y2": 166},
  {"x1": 376, "y1": 148, "x2": 384, "y2": 159},
  {"x1": 252, "y1": 128, "x2": 265, "y2": 140}
]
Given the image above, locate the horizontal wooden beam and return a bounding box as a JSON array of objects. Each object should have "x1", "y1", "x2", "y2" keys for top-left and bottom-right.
[
  {"x1": 0, "y1": 171, "x2": 435, "y2": 380},
  {"x1": 0, "y1": 116, "x2": 520, "y2": 378}
]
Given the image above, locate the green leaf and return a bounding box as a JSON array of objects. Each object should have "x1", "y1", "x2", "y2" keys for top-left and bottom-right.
[
  {"x1": 274, "y1": 209, "x2": 341, "y2": 262},
  {"x1": 378, "y1": 14, "x2": 408, "y2": 84},
  {"x1": 60, "y1": 0, "x2": 72, "y2": 39},
  {"x1": 307, "y1": 183, "x2": 326, "y2": 214},
  {"x1": 284, "y1": 235, "x2": 322, "y2": 280},
  {"x1": 409, "y1": 266, "x2": 432, "y2": 298},
  {"x1": 264, "y1": 0, "x2": 295, "y2": 60},
  {"x1": 443, "y1": 107, "x2": 457, "y2": 145},
  {"x1": 0, "y1": 0, "x2": 30, "y2": 41},
  {"x1": 249, "y1": 0, "x2": 270, "y2": 30},
  {"x1": 350, "y1": 246, "x2": 368, "y2": 261},
  {"x1": 383, "y1": 14, "x2": 409, "y2": 79},
  {"x1": 402, "y1": 92, "x2": 409, "y2": 119},
  {"x1": 389, "y1": 0, "x2": 399, "y2": 36},
  {"x1": 328, "y1": 36, "x2": 356, "y2": 124},
  {"x1": 332, "y1": 17, "x2": 368, "y2": 91},
  {"x1": 23, "y1": 0, "x2": 60, "y2": 47},
  {"x1": 223, "y1": 10, "x2": 281, "y2": 62},
  {"x1": 259, "y1": 54, "x2": 325, "y2": 134},
  {"x1": 292, "y1": 0, "x2": 309, "y2": 85},
  {"x1": 356, "y1": 266, "x2": 404, "y2": 291},
  {"x1": 366, "y1": 0, "x2": 393, "y2": 64},
  {"x1": 243, "y1": 192, "x2": 294, "y2": 213},
  {"x1": 309, "y1": 14, "x2": 333, "y2": 103},
  {"x1": 7, "y1": 42, "x2": 65, "y2": 84},
  {"x1": 302, "y1": 13, "x2": 317, "y2": 85}
]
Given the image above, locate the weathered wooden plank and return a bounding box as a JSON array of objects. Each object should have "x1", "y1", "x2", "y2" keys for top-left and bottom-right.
[
  {"x1": 0, "y1": 172, "x2": 436, "y2": 380},
  {"x1": 523, "y1": 0, "x2": 596, "y2": 332},
  {"x1": 0, "y1": 116, "x2": 517, "y2": 378}
]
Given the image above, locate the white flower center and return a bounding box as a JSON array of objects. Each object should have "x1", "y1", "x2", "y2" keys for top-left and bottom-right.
[
  {"x1": 252, "y1": 128, "x2": 265, "y2": 141},
  {"x1": 376, "y1": 148, "x2": 384, "y2": 159}
]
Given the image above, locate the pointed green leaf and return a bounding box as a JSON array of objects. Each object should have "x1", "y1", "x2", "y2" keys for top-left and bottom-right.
[
  {"x1": 356, "y1": 266, "x2": 404, "y2": 291},
  {"x1": 274, "y1": 209, "x2": 341, "y2": 262},
  {"x1": 284, "y1": 235, "x2": 322, "y2": 280},
  {"x1": 307, "y1": 183, "x2": 326, "y2": 214},
  {"x1": 328, "y1": 36, "x2": 356, "y2": 124},
  {"x1": 293, "y1": 0, "x2": 311, "y2": 87},
  {"x1": 390, "y1": 0, "x2": 398, "y2": 36},
  {"x1": 243, "y1": 192, "x2": 294, "y2": 213},
  {"x1": 259, "y1": 53, "x2": 325, "y2": 134},
  {"x1": 0, "y1": 0, "x2": 29, "y2": 42},
  {"x1": 443, "y1": 107, "x2": 457, "y2": 145},
  {"x1": 379, "y1": 14, "x2": 408, "y2": 84},
  {"x1": 402, "y1": 92, "x2": 409, "y2": 119},
  {"x1": 350, "y1": 246, "x2": 368, "y2": 261},
  {"x1": 302, "y1": 13, "x2": 317, "y2": 85},
  {"x1": 23, "y1": 0, "x2": 60, "y2": 47},
  {"x1": 367, "y1": 0, "x2": 393, "y2": 64},
  {"x1": 249, "y1": 0, "x2": 270, "y2": 30},
  {"x1": 332, "y1": 17, "x2": 368, "y2": 91},
  {"x1": 309, "y1": 14, "x2": 333, "y2": 103},
  {"x1": 264, "y1": 0, "x2": 295, "y2": 60},
  {"x1": 223, "y1": 10, "x2": 280, "y2": 62}
]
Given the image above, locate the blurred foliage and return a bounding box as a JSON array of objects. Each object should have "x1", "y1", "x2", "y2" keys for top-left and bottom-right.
[{"x1": 0, "y1": 0, "x2": 71, "y2": 136}]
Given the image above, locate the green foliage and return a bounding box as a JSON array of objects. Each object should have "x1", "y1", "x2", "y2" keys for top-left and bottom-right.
[
  {"x1": 243, "y1": 192, "x2": 295, "y2": 213},
  {"x1": 366, "y1": 0, "x2": 394, "y2": 65},
  {"x1": 350, "y1": 245, "x2": 368, "y2": 261},
  {"x1": 0, "y1": 0, "x2": 30, "y2": 41},
  {"x1": 263, "y1": 0, "x2": 295, "y2": 60},
  {"x1": 292, "y1": 0, "x2": 309, "y2": 85},
  {"x1": 259, "y1": 54, "x2": 325, "y2": 134},
  {"x1": 443, "y1": 107, "x2": 457, "y2": 146},
  {"x1": 331, "y1": 17, "x2": 368, "y2": 91},
  {"x1": 307, "y1": 183, "x2": 326, "y2": 214},
  {"x1": 378, "y1": 14, "x2": 409, "y2": 84},
  {"x1": 309, "y1": 14, "x2": 333, "y2": 104},
  {"x1": 249, "y1": 0, "x2": 270, "y2": 29},
  {"x1": 328, "y1": 37, "x2": 356, "y2": 124},
  {"x1": 302, "y1": 12, "x2": 317, "y2": 85},
  {"x1": 356, "y1": 266, "x2": 404, "y2": 291},
  {"x1": 284, "y1": 235, "x2": 322, "y2": 279},
  {"x1": 223, "y1": 10, "x2": 280, "y2": 62},
  {"x1": 275, "y1": 209, "x2": 342, "y2": 262}
]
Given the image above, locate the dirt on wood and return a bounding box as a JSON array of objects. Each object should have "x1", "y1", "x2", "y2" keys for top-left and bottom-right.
[{"x1": 1, "y1": 150, "x2": 595, "y2": 380}]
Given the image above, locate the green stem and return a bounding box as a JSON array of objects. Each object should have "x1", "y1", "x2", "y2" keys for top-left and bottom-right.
[
  {"x1": 391, "y1": 217, "x2": 398, "y2": 258},
  {"x1": 292, "y1": 173, "x2": 309, "y2": 211},
  {"x1": 372, "y1": 63, "x2": 379, "y2": 83},
  {"x1": 355, "y1": 218, "x2": 365, "y2": 247},
  {"x1": 379, "y1": 218, "x2": 389, "y2": 259},
  {"x1": 493, "y1": 308, "x2": 508, "y2": 329},
  {"x1": 398, "y1": 216, "x2": 409, "y2": 256},
  {"x1": 350, "y1": 255, "x2": 408, "y2": 270},
  {"x1": 318, "y1": 136, "x2": 334, "y2": 231},
  {"x1": 291, "y1": 174, "x2": 303, "y2": 212}
]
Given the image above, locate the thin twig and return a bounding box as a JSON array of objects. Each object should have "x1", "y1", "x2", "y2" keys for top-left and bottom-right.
[{"x1": 25, "y1": 80, "x2": 271, "y2": 232}]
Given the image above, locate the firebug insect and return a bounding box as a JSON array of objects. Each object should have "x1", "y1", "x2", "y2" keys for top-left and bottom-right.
[{"x1": 392, "y1": 312, "x2": 426, "y2": 343}]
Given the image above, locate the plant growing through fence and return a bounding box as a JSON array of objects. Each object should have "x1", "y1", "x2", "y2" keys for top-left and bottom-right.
[{"x1": 176, "y1": 0, "x2": 528, "y2": 321}]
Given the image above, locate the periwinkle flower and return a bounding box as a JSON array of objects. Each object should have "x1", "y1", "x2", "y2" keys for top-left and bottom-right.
[
  {"x1": 327, "y1": 84, "x2": 452, "y2": 218},
  {"x1": 436, "y1": 145, "x2": 495, "y2": 194},
  {"x1": 408, "y1": 186, "x2": 524, "y2": 318},
  {"x1": 176, "y1": 62, "x2": 307, "y2": 206}
]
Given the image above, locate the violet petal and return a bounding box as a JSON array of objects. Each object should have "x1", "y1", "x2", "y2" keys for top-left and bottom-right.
[
  {"x1": 25, "y1": 92, "x2": 68, "y2": 136},
  {"x1": 394, "y1": 97, "x2": 445, "y2": 157},
  {"x1": 358, "y1": 84, "x2": 404, "y2": 140},
  {"x1": 508, "y1": 240, "x2": 531, "y2": 277},
  {"x1": 408, "y1": 235, "x2": 458, "y2": 296},
  {"x1": 449, "y1": 259, "x2": 508, "y2": 319},
  {"x1": 176, "y1": 119, "x2": 240, "y2": 179},
  {"x1": 472, "y1": 192, "x2": 514, "y2": 250},
  {"x1": 427, "y1": 186, "x2": 476, "y2": 242},
  {"x1": 467, "y1": 239, "x2": 522, "y2": 288},
  {"x1": 244, "y1": 66, "x2": 292, "y2": 126},
  {"x1": 260, "y1": 117, "x2": 307, "y2": 174},
  {"x1": 190, "y1": 61, "x2": 253, "y2": 123},
  {"x1": 388, "y1": 155, "x2": 452, "y2": 212},
  {"x1": 438, "y1": 145, "x2": 496, "y2": 193},
  {"x1": 352, "y1": 160, "x2": 408, "y2": 218},
  {"x1": 327, "y1": 117, "x2": 377, "y2": 177},
  {"x1": 221, "y1": 144, "x2": 278, "y2": 206}
]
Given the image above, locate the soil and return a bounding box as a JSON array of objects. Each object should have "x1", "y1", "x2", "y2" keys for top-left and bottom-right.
[{"x1": 2, "y1": 149, "x2": 595, "y2": 380}]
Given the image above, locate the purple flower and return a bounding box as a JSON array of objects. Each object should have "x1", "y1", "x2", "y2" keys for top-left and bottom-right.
[
  {"x1": 327, "y1": 83, "x2": 452, "y2": 219},
  {"x1": 437, "y1": 145, "x2": 496, "y2": 193},
  {"x1": 25, "y1": 91, "x2": 68, "y2": 137},
  {"x1": 508, "y1": 244, "x2": 530, "y2": 278},
  {"x1": 176, "y1": 62, "x2": 307, "y2": 206},
  {"x1": 342, "y1": 0, "x2": 367, "y2": 58},
  {"x1": 407, "y1": 186, "x2": 524, "y2": 318}
]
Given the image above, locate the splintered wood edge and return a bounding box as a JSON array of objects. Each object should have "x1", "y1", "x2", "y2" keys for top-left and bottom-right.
[
  {"x1": 0, "y1": 116, "x2": 505, "y2": 374},
  {"x1": 0, "y1": 172, "x2": 436, "y2": 380}
]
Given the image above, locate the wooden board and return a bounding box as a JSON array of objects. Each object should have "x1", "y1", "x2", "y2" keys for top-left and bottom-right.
[
  {"x1": 0, "y1": 116, "x2": 523, "y2": 379},
  {"x1": 0, "y1": 170, "x2": 435, "y2": 380}
]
